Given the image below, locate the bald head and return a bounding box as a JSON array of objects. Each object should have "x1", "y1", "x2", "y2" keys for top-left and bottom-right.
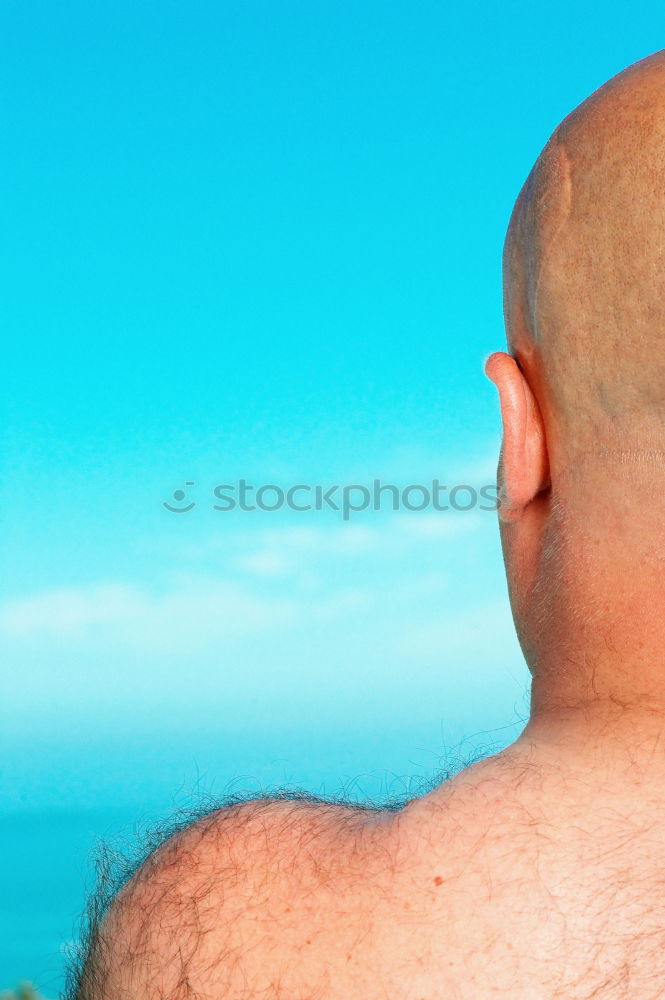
[{"x1": 504, "y1": 50, "x2": 665, "y2": 470}]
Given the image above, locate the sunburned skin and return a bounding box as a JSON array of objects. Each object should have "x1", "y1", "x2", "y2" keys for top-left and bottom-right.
[{"x1": 71, "y1": 49, "x2": 665, "y2": 1000}]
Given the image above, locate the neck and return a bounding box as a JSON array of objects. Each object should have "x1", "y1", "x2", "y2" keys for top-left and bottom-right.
[
  {"x1": 518, "y1": 699, "x2": 665, "y2": 759},
  {"x1": 515, "y1": 458, "x2": 665, "y2": 765}
]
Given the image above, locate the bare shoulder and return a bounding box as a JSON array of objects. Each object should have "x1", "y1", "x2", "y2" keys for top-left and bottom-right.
[
  {"x1": 76, "y1": 795, "x2": 395, "y2": 999},
  {"x1": 74, "y1": 766, "x2": 520, "y2": 1000},
  {"x1": 80, "y1": 749, "x2": 665, "y2": 1000},
  {"x1": 134, "y1": 795, "x2": 374, "y2": 877}
]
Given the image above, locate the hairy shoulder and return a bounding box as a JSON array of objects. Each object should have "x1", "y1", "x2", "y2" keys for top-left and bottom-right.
[
  {"x1": 128, "y1": 795, "x2": 376, "y2": 908},
  {"x1": 76, "y1": 796, "x2": 389, "y2": 999}
]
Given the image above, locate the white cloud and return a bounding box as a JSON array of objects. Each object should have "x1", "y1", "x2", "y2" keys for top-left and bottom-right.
[
  {"x1": 233, "y1": 549, "x2": 296, "y2": 577},
  {"x1": 0, "y1": 579, "x2": 300, "y2": 651},
  {"x1": 0, "y1": 583, "x2": 147, "y2": 635},
  {"x1": 220, "y1": 510, "x2": 492, "y2": 579},
  {"x1": 0, "y1": 492, "x2": 504, "y2": 665}
]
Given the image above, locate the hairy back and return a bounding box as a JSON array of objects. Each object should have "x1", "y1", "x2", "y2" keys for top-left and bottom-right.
[{"x1": 75, "y1": 755, "x2": 665, "y2": 1000}]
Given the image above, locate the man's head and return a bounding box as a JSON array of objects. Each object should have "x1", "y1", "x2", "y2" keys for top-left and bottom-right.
[{"x1": 486, "y1": 50, "x2": 665, "y2": 706}]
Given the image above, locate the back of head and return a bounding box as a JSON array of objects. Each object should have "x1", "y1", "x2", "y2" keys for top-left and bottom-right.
[
  {"x1": 504, "y1": 50, "x2": 665, "y2": 472},
  {"x1": 491, "y1": 52, "x2": 665, "y2": 691}
]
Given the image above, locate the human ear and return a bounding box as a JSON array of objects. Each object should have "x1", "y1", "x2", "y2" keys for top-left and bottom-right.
[{"x1": 484, "y1": 351, "x2": 550, "y2": 523}]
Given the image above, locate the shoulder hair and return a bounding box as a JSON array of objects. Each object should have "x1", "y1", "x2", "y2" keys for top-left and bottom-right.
[{"x1": 65, "y1": 787, "x2": 405, "y2": 1000}]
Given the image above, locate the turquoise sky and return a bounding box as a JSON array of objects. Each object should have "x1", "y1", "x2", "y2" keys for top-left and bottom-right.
[{"x1": 2, "y1": 4, "x2": 661, "y2": 809}]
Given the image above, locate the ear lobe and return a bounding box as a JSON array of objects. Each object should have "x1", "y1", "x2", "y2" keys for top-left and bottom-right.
[{"x1": 484, "y1": 351, "x2": 550, "y2": 522}]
